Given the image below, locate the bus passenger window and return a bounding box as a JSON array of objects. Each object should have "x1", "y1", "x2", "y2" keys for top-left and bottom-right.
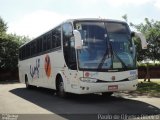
[
  {"x1": 55, "y1": 27, "x2": 61, "y2": 47},
  {"x1": 52, "y1": 26, "x2": 61, "y2": 49},
  {"x1": 46, "y1": 33, "x2": 52, "y2": 50},
  {"x1": 37, "y1": 38, "x2": 42, "y2": 53},
  {"x1": 63, "y1": 23, "x2": 76, "y2": 70},
  {"x1": 43, "y1": 35, "x2": 47, "y2": 51},
  {"x1": 52, "y1": 34, "x2": 56, "y2": 49}
]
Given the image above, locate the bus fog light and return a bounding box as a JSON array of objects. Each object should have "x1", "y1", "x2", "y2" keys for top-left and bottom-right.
[
  {"x1": 128, "y1": 75, "x2": 138, "y2": 81},
  {"x1": 86, "y1": 87, "x2": 89, "y2": 90},
  {"x1": 80, "y1": 86, "x2": 85, "y2": 90},
  {"x1": 80, "y1": 78, "x2": 97, "y2": 83}
]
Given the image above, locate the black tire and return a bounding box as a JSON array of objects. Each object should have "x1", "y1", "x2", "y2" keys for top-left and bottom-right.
[
  {"x1": 56, "y1": 77, "x2": 67, "y2": 98},
  {"x1": 25, "y1": 75, "x2": 32, "y2": 89},
  {"x1": 102, "y1": 92, "x2": 113, "y2": 97}
]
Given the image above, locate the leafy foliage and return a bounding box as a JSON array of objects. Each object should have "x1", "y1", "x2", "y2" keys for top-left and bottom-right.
[
  {"x1": 122, "y1": 15, "x2": 160, "y2": 62},
  {"x1": 0, "y1": 17, "x2": 29, "y2": 71},
  {"x1": 131, "y1": 18, "x2": 160, "y2": 62},
  {"x1": 138, "y1": 62, "x2": 160, "y2": 68},
  {"x1": 137, "y1": 81, "x2": 160, "y2": 97},
  {"x1": 0, "y1": 17, "x2": 7, "y2": 35}
]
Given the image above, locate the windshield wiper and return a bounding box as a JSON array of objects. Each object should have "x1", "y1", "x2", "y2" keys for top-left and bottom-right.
[
  {"x1": 110, "y1": 42, "x2": 127, "y2": 69},
  {"x1": 97, "y1": 48, "x2": 109, "y2": 70},
  {"x1": 97, "y1": 40, "x2": 128, "y2": 70}
]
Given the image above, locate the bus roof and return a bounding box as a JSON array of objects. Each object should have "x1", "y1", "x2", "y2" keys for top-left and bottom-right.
[
  {"x1": 66, "y1": 18, "x2": 126, "y2": 23},
  {"x1": 19, "y1": 18, "x2": 126, "y2": 48}
]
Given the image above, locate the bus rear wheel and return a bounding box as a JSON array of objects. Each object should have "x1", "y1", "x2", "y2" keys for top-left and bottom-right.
[
  {"x1": 56, "y1": 77, "x2": 67, "y2": 98},
  {"x1": 25, "y1": 75, "x2": 32, "y2": 89}
]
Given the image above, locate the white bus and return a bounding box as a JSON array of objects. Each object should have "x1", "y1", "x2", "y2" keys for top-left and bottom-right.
[{"x1": 18, "y1": 18, "x2": 147, "y2": 97}]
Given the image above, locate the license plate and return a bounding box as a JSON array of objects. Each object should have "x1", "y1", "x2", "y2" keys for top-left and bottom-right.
[{"x1": 108, "y1": 85, "x2": 118, "y2": 91}]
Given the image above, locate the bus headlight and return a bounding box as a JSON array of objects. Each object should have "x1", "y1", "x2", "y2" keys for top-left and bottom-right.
[
  {"x1": 128, "y1": 75, "x2": 138, "y2": 81},
  {"x1": 80, "y1": 77, "x2": 97, "y2": 83}
]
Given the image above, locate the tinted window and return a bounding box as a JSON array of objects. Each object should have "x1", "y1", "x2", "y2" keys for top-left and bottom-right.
[
  {"x1": 75, "y1": 22, "x2": 110, "y2": 69},
  {"x1": 22, "y1": 46, "x2": 25, "y2": 59},
  {"x1": 30, "y1": 41, "x2": 36, "y2": 56},
  {"x1": 46, "y1": 33, "x2": 52, "y2": 50},
  {"x1": 43, "y1": 35, "x2": 47, "y2": 51},
  {"x1": 37, "y1": 38, "x2": 42, "y2": 53},
  {"x1": 52, "y1": 26, "x2": 61, "y2": 49},
  {"x1": 26, "y1": 44, "x2": 30, "y2": 57},
  {"x1": 52, "y1": 31, "x2": 56, "y2": 48},
  {"x1": 19, "y1": 48, "x2": 22, "y2": 60},
  {"x1": 19, "y1": 26, "x2": 62, "y2": 60},
  {"x1": 63, "y1": 23, "x2": 76, "y2": 70},
  {"x1": 105, "y1": 22, "x2": 129, "y2": 34}
]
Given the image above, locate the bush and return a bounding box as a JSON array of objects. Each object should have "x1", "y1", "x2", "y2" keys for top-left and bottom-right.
[{"x1": 138, "y1": 62, "x2": 160, "y2": 68}]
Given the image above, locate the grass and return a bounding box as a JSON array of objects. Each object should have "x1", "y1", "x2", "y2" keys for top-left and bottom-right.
[
  {"x1": 118, "y1": 79, "x2": 160, "y2": 97},
  {"x1": 134, "y1": 79, "x2": 160, "y2": 97}
]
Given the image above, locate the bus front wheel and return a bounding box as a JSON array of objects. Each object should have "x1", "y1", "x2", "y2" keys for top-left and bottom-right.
[
  {"x1": 102, "y1": 92, "x2": 113, "y2": 97},
  {"x1": 56, "y1": 77, "x2": 67, "y2": 98}
]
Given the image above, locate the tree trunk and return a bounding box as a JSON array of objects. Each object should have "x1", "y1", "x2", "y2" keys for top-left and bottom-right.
[{"x1": 144, "y1": 63, "x2": 150, "y2": 82}]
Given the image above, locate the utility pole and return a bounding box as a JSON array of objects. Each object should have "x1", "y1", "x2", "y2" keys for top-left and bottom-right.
[
  {"x1": 144, "y1": 59, "x2": 150, "y2": 82},
  {"x1": 144, "y1": 63, "x2": 150, "y2": 82}
]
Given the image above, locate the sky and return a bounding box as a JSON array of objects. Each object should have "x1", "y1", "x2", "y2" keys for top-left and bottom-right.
[{"x1": 1, "y1": 0, "x2": 160, "y2": 38}]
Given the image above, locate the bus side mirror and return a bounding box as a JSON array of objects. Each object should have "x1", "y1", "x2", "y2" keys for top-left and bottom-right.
[
  {"x1": 73, "y1": 30, "x2": 82, "y2": 49},
  {"x1": 132, "y1": 32, "x2": 147, "y2": 49}
]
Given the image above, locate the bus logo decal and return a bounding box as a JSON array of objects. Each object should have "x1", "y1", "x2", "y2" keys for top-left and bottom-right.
[
  {"x1": 44, "y1": 55, "x2": 51, "y2": 78},
  {"x1": 30, "y1": 58, "x2": 40, "y2": 79}
]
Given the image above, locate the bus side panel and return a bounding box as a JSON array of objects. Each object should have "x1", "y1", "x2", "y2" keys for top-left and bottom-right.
[
  {"x1": 44, "y1": 49, "x2": 66, "y2": 89},
  {"x1": 18, "y1": 61, "x2": 25, "y2": 84}
]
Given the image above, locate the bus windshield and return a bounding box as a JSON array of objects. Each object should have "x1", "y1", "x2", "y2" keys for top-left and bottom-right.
[{"x1": 74, "y1": 21, "x2": 136, "y2": 70}]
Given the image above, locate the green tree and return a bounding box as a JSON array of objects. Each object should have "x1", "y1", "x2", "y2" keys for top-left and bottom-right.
[
  {"x1": 0, "y1": 34, "x2": 28, "y2": 71},
  {"x1": 0, "y1": 17, "x2": 29, "y2": 72},
  {"x1": 122, "y1": 14, "x2": 128, "y2": 23},
  {"x1": 132, "y1": 18, "x2": 160, "y2": 62},
  {"x1": 0, "y1": 17, "x2": 7, "y2": 35},
  {"x1": 122, "y1": 15, "x2": 160, "y2": 62}
]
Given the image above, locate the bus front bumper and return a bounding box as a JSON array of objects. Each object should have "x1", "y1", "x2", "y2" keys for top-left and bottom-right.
[{"x1": 76, "y1": 79, "x2": 138, "y2": 94}]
